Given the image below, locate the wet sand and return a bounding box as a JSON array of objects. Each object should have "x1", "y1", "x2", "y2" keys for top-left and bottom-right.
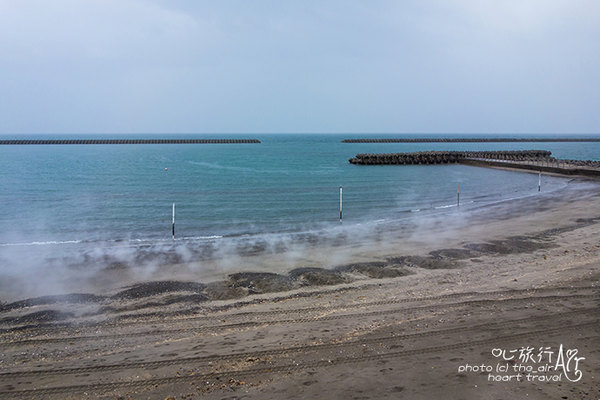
[{"x1": 0, "y1": 180, "x2": 599, "y2": 399}]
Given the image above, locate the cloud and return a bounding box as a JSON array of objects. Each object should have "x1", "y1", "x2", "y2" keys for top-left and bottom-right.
[
  {"x1": 0, "y1": 0, "x2": 221, "y2": 67},
  {"x1": 0, "y1": 0, "x2": 598, "y2": 133}
]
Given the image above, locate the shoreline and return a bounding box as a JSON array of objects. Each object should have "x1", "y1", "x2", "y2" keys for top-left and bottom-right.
[
  {"x1": 0, "y1": 178, "x2": 599, "y2": 399},
  {"x1": 0, "y1": 177, "x2": 595, "y2": 303}
]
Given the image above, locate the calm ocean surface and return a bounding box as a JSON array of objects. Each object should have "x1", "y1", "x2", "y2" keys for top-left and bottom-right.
[{"x1": 1, "y1": 133, "x2": 599, "y2": 270}]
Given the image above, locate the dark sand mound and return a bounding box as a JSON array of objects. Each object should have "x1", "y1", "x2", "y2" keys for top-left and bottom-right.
[
  {"x1": 228, "y1": 272, "x2": 295, "y2": 294},
  {"x1": 159, "y1": 294, "x2": 210, "y2": 305},
  {"x1": 3, "y1": 293, "x2": 106, "y2": 311},
  {"x1": 205, "y1": 281, "x2": 249, "y2": 300},
  {"x1": 1, "y1": 250, "x2": 474, "y2": 318},
  {"x1": 288, "y1": 267, "x2": 349, "y2": 286},
  {"x1": 1, "y1": 309, "x2": 75, "y2": 324}
]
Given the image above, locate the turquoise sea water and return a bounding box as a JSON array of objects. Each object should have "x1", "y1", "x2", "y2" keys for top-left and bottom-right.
[{"x1": 0, "y1": 133, "x2": 598, "y2": 271}]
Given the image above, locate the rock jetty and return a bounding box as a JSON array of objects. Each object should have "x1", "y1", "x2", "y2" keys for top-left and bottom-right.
[
  {"x1": 342, "y1": 138, "x2": 600, "y2": 143},
  {"x1": 0, "y1": 139, "x2": 261, "y2": 145},
  {"x1": 349, "y1": 150, "x2": 552, "y2": 165},
  {"x1": 349, "y1": 150, "x2": 600, "y2": 177}
]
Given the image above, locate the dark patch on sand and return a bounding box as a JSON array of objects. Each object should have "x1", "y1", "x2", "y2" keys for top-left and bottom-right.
[
  {"x1": 110, "y1": 294, "x2": 212, "y2": 311},
  {"x1": 103, "y1": 262, "x2": 129, "y2": 271},
  {"x1": 134, "y1": 250, "x2": 186, "y2": 266},
  {"x1": 429, "y1": 249, "x2": 478, "y2": 260},
  {"x1": 387, "y1": 256, "x2": 461, "y2": 270},
  {"x1": 335, "y1": 262, "x2": 411, "y2": 278},
  {"x1": 464, "y1": 236, "x2": 553, "y2": 255},
  {"x1": 0, "y1": 309, "x2": 75, "y2": 324},
  {"x1": 112, "y1": 281, "x2": 206, "y2": 300},
  {"x1": 534, "y1": 217, "x2": 600, "y2": 239},
  {"x1": 235, "y1": 241, "x2": 269, "y2": 256}
]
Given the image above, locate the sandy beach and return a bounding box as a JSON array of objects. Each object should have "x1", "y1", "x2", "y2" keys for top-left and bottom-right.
[{"x1": 0, "y1": 179, "x2": 599, "y2": 399}]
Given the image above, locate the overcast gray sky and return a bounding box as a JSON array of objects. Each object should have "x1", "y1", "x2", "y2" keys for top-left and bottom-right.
[{"x1": 0, "y1": 0, "x2": 599, "y2": 134}]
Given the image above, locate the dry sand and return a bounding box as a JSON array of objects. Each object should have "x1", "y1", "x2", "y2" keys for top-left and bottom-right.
[{"x1": 0, "y1": 179, "x2": 599, "y2": 399}]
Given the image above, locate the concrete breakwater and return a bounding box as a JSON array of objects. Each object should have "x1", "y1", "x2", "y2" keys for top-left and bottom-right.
[
  {"x1": 342, "y1": 138, "x2": 600, "y2": 143},
  {"x1": 460, "y1": 158, "x2": 600, "y2": 177},
  {"x1": 349, "y1": 150, "x2": 552, "y2": 165},
  {"x1": 0, "y1": 139, "x2": 261, "y2": 145},
  {"x1": 349, "y1": 150, "x2": 600, "y2": 177}
]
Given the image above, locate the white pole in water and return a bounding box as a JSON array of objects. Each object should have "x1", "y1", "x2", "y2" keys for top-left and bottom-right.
[
  {"x1": 457, "y1": 185, "x2": 460, "y2": 207},
  {"x1": 339, "y1": 186, "x2": 343, "y2": 222},
  {"x1": 538, "y1": 172, "x2": 541, "y2": 192},
  {"x1": 172, "y1": 203, "x2": 175, "y2": 239}
]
